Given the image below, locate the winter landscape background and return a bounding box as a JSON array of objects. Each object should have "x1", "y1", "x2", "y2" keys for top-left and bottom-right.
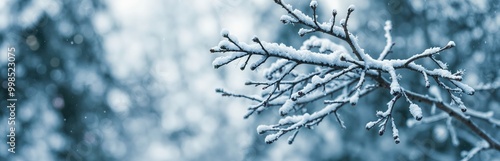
[{"x1": 0, "y1": 0, "x2": 499, "y2": 160}]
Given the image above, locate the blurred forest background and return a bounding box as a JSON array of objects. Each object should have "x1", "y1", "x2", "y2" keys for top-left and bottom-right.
[{"x1": 0, "y1": 0, "x2": 499, "y2": 160}]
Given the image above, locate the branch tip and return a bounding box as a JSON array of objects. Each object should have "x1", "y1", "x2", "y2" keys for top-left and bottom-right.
[
  {"x1": 252, "y1": 36, "x2": 260, "y2": 43},
  {"x1": 309, "y1": 0, "x2": 317, "y2": 9},
  {"x1": 221, "y1": 29, "x2": 229, "y2": 38},
  {"x1": 447, "y1": 41, "x2": 456, "y2": 48},
  {"x1": 348, "y1": 5, "x2": 355, "y2": 12},
  {"x1": 379, "y1": 129, "x2": 385, "y2": 136}
]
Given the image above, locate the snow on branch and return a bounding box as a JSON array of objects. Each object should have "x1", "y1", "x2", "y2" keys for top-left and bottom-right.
[
  {"x1": 461, "y1": 140, "x2": 489, "y2": 161},
  {"x1": 474, "y1": 80, "x2": 500, "y2": 91},
  {"x1": 366, "y1": 94, "x2": 401, "y2": 143},
  {"x1": 378, "y1": 21, "x2": 394, "y2": 60},
  {"x1": 210, "y1": 0, "x2": 500, "y2": 154}
]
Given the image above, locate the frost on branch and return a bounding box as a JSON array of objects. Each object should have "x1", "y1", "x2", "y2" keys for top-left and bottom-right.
[{"x1": 210, "y1": 0, "x2": 500, "y2": 155}]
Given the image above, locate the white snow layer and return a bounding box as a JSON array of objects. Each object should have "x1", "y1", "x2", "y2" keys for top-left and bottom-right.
[
  {"x1": 348, "y1": 5, "x2": 355, "y2": 11},
  {"x1": 409, "y1": 104, "x2": 423, "y2": 121},
  {"x1": 309, "y1": 0, "x2": 317, "y2": 8},
  {"x1": 452, "y1": 80, "x2": 475, "y2": 95},
  {"x1": 349, "y1": 90, "x2": 359, "y2": 105},
  {"x1": 279, "y1": 99, "x2": 296, "y2": 116}
]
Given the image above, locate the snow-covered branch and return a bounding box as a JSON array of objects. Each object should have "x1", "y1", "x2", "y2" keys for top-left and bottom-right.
[
  {"x1": 474, "y1": 80, "x2": 500, "y2": 91},
  {"x1": 373, "y1": 75, "x2": 500, "y2": 151},
  {"x1": 378, "y1": 21, "x2": 395, "y2": 60},
  {"x1": 210, "y1": 0, "x2": 500, "y2": 157},
  {"x1": 461, "y1": 140, "x2": 490, "y2": 161}
]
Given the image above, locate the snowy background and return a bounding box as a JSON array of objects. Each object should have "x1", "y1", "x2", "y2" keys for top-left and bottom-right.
[{"x1": 0, "y1": 0, "x2": 499, "y2": 160}]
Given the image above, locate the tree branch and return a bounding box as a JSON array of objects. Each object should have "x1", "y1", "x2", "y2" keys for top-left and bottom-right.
[
  {"x1": 211, "y1": 0, "x2": 500, "y2": 156},
  {"x1": 372, "y1": 75, "x2": 500, "y2": 151}
]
